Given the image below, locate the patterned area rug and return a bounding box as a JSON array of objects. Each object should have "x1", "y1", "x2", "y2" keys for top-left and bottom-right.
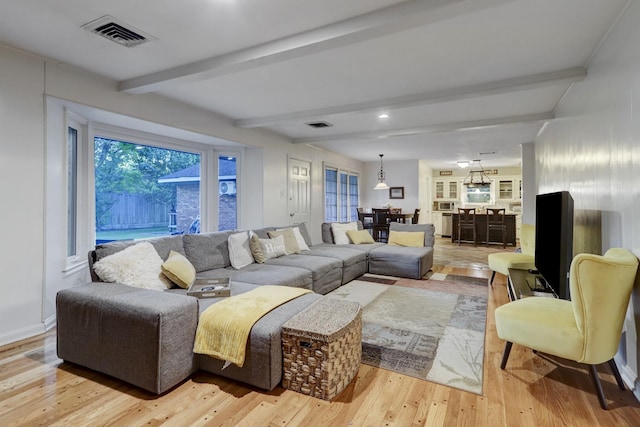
[{"x1": 326, "y1": 273, "x2": 487, "y2": 394}]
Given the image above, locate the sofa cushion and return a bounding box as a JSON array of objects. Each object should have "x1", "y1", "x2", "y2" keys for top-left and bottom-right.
[
  {"x1": 321, "y1": 221, "x2": 363, "y2": 243},
  {"x1": 229, "y1": 264, "x2": 313, "y2": 289},
  {"x1": 347, "y1": 229, "x2": 375, "y2": 244},
  {"x1": 268, "y1": 228, "x2": 300, "y2": 254},
  {"x1": 295, "y1": 223, "x2": 313, "y2": 249},
  {"x1": 183, "y1": 231, "x2": 232, "y2": 272},
  {"x1": 228, "y1": 231, "x2": 254, "y2": 269},
  {"x1": 387, "y1": 230, "x2": 425, "y2": 247},
  {"x1": 95, "y1": 234, "x2": 185, "y2": 262},
  {"x1": 94, "y1": 242, "x2": 172, "y2": 291},
  {"x1": 161, "y1": 250, "x2": 196, "y2": 288},
  {"x1": 331, "y1": 222, "x2": 359, "y2": 245}
]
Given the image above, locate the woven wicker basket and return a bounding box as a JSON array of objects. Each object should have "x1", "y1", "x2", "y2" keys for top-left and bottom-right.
[{"x1": 282, "y1": 299, "x2": 362, "y2": 400}]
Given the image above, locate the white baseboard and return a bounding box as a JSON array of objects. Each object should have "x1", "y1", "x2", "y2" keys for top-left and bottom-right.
[
  {"x1": 615, "y1": 356, "x2": 640, "y2": 402},
  {"x1": 44, "y1": 314, "x2": 56, "y2": 331},
  {"x1": 0, "y1": 323, "x2": 46, "y2": 347}
]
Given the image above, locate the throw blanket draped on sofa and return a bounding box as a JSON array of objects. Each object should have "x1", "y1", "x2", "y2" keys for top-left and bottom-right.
[{"x1": 194, "y1": 285, "x2": 312, "y2": 367}]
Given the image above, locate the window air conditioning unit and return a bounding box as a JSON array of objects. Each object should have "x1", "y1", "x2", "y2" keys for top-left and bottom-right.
[{"x1": 219, "y1": 181, "x2": 236, "y2": 195}]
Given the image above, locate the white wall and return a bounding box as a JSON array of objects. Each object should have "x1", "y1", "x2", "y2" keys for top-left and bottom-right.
[
  {"x1": 0, "y1": 44, "x2": 362, "y2": 345},
  {"x1": 0, "y1": 46, "x2": 46, "y2": 344},
  {"x1": 535, "y1": 0, "x2": 640, "y2": 399},
  {"x1": 361, "y1": 159, "x2": 420, "y2": 213}
]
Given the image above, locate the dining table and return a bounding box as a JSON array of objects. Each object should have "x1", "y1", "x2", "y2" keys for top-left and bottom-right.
[{"x1": 360, "y1": 212, "x2": 414, "y2": 224}]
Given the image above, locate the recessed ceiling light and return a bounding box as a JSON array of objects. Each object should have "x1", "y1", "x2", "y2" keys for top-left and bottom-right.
[
  {"x1": 378, "y1": 113, "x2": 389, "y2": 119},
  {"x1": 457, "y1": 161, "x2": 469, "y2": 168}
]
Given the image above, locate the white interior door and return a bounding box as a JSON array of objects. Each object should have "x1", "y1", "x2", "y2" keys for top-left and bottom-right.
[{"x1": 288, "y1": 158, "x2": 311, "y2": 225}]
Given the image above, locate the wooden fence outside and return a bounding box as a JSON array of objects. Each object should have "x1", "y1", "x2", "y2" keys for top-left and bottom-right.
[{"x1": 97, "y1": 192, "x2": 171, "y2": 230}]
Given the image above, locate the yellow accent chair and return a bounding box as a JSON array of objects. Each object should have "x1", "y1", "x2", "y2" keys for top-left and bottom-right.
[
  {"x1": 495, "y1": 248, "x2": 639, "y2": 409},
  {"x1": 487, "y1": 223, "x2": 536, "y2": 285}
]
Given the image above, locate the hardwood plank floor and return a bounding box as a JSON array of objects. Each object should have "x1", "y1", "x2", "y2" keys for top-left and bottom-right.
[{"x1": 1, "y1": 238, "x2": 639, "y2": 426}]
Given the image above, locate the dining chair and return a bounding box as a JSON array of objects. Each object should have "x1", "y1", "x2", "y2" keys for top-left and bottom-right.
[
  {"x1": 457, "y1": 208, "x2": 476, "y2": 246},
  {"x1": 495, "y1": 248, "x2": 639, "y2": 409},
  {"x1": 486, "y1": 208, "x2": 506, "y2": 248},
  {"x1": 357, "y1": 209, "x2": 373, "y2": 232},
  {"x1": 372, "y1": 208, "x2": 390, "y2": 242}
]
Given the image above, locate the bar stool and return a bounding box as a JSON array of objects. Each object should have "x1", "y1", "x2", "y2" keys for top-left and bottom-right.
[
  {"x1": 457, "y1": 208, "x2": 476, "y2": 246},
  {"x1": 486, "y1": 208, "x2": 506, "y2": 248}
]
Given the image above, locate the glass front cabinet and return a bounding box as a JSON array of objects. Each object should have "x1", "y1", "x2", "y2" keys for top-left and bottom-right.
[
  {"x1": 497, "y1": 177, "x2": 521, "y2": 201},
  {"x1": 434, "y1": 179, "x2": 460, "y2": 200}
]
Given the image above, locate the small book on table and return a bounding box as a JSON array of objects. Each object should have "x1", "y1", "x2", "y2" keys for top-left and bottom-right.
[{"x1": 187, "y1": 277, "x2": 231, "y2": 298}]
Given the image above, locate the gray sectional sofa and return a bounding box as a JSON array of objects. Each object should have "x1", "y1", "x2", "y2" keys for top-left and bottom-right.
[{"x1": 56, "y1": 221, "x2": 434, "y2": 394}]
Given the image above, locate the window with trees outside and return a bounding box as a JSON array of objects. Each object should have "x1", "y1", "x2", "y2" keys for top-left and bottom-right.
[
  {"x1": 324, "y1": 166, "x2": 359, "y2": 222},
  {"x1": 94, "y1": 137, "x2": 202, "y2": 243}
]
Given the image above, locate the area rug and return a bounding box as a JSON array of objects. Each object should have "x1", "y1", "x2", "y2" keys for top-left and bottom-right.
[{"x1": 326, "y1": 273, "x2": 487, "y2": 394}]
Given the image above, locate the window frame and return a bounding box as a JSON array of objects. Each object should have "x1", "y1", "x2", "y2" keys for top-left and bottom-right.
[
  {"x1": 323, "y1": 163, "x2": 360, "y2": 223},
  {"x1": 64, "y1": 111, "x2": 88, "y2": 271},
  {"x1": 91, "y1": 124, "x2": 216, "y2": 239}
]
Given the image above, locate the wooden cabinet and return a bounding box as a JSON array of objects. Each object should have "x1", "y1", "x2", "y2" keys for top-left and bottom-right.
[{"x1": 432, "y1": 212, "x2": 443, "y2": 236}]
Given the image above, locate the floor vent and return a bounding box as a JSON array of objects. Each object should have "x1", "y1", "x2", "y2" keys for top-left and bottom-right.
[
  {"x1": 306, "y1": 121, "x2": 333, "y2": 129},
  {"x1": 82, "y1": 15, "x2": 154, "y2": 47}
]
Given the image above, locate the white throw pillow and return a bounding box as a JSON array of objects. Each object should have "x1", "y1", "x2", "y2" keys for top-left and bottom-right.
[
  {"x1": 259, "y1": 234, "x2": 287, "y2": 260},
  {"x1": 293, "y1": 227, "x2": 311, "y2": 251},
  {"x1": 228, "y1": 231, "x2": 254, "y2": 269},
  {"x1": 331, "y1": 222, "x2": 358, "y2": 245},
  {"x1": 93, "y1": 242, "x2": 172, "y2": 291}
]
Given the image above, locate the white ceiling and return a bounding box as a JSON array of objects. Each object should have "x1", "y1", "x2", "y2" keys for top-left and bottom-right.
[{"x1": 0, "y1": 0, "x2": 629, "y2": 168}]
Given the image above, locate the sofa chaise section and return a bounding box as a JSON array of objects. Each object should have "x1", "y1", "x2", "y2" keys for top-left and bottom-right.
[
  {"x1": 368, "y1": 223, "x2": 435, "y2": 279},
  {"x1": 56, "y1": 283, "x2": 199, "y2": 394}
]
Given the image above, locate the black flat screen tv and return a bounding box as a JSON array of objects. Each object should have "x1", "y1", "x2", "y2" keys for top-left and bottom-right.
[{"x1": 534, "y1": 191, "x2": 574, "y2": 300}]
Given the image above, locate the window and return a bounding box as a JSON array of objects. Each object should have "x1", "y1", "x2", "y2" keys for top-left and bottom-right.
[
  {"x1": 324, "y1": 166, "x2": 359, "y2": 222},
  {"x1": 67, "y1": 126, "x2": 78, "y2": 257},
  {"x1": 218, "y1": 155, "x2": 237, "y2": 231},
  {"x1": 94, "y1": 136, "x2": 201, "y2": 243}
]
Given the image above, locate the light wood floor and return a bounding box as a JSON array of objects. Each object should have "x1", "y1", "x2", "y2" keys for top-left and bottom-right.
[{"x1": 2, "y1": 238, "x2": 640, "y2": 426}]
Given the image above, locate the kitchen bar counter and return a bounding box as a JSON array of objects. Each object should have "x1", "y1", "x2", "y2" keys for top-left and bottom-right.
[{"x1": 451, "y1": 213, "x2": 516, "y2": 246}]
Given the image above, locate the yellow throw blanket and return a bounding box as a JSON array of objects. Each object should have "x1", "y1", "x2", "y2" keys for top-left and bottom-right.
[{"x1": 193, "y1": 285, "x2": 312, "y2": 367}]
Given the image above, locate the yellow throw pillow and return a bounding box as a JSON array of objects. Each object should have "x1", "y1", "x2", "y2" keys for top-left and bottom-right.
[
  {"x1": 387, "y1": 231, "x2": 425, "y2": 247},
  {"x1": 346, "y1": 229, "x2": 375, "y2": 244},
  {"x1": 161, "y1": 250, "x2": 196, "y2": 288}
]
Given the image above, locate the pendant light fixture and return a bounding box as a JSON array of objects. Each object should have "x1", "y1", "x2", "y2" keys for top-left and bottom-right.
[
  {"x1": 374, "y1": 154, "x2": 390, "y2": 190},
  {"x1": 463, "y1": 159, "x2": 492, "y2": 187}
]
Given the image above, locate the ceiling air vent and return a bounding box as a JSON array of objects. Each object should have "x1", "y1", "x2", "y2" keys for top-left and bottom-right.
[
  {"x1": 81, "y1": 15, "x2": 155, "y2": 47},
  {"x1": 305, "y1": 121, "x2": 333, "y2": 129}
]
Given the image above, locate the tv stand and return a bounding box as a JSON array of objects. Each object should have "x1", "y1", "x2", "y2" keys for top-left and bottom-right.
[{"x1": 507, "y1": 268, "x2": 558, "y2": 301}]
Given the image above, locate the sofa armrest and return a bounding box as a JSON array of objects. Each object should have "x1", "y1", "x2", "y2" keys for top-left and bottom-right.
[{"x1": 56, "y1": 282, "x2": 199, "y2": 394}]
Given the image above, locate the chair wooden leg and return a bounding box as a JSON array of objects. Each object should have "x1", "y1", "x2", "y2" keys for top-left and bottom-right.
[
  {"x1": 608, "y1": 359, "x2": 626, "y2": 390},
  {"x1": 500, "y1": 342, "x2": 513, "y2": 369},
  {"x1": 588, "y1": 364, "x2": 608, "y2": 410},
  {"x1": 490, "y1": 271, "x2": 496, "y2": 285}
]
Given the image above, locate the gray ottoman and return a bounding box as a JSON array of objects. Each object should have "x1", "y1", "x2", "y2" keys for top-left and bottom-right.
[{"x1": 368, "y1": 245, "x2": 434, "y2": 279}]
